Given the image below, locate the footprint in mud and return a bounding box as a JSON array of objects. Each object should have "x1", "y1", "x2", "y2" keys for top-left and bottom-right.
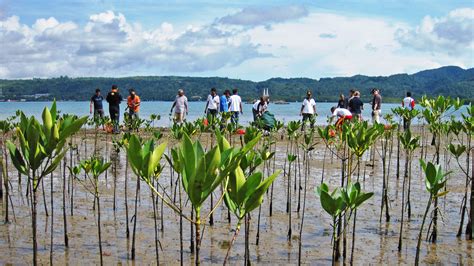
[{"x1": 219, "y1": 240, "x2": 230, "y2": 249}]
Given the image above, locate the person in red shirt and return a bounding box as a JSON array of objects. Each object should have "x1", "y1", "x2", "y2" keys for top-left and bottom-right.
[{"x1": 127, "y1": 88, "x2": 141, "y2": 120}]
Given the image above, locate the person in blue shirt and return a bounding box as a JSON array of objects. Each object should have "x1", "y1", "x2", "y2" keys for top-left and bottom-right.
[
  {"x1": 90, "y1": 88, "x2": 104, "y2": 119},
  {"x1": 220, "y1": 90, "x2": 230, "y2": 112}
]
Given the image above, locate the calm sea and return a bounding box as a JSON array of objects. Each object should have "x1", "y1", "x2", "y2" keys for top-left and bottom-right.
[{"x1": 0, "y1": 101, "x2": 468, "y2": 127}]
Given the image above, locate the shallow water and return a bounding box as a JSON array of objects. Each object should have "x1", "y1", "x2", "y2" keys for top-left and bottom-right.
[{"x1": 0, "y1": 130, "x2": 472, "y2": 265}]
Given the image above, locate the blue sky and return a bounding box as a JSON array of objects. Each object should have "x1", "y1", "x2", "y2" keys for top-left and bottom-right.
[{"x1": 0, "y1": 0, "x2": 472, "y2": 80}]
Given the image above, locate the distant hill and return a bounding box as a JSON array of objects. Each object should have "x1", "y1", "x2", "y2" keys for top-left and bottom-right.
[{"x1": 0, "y1": 66, "x2": 472, "y2": 103}]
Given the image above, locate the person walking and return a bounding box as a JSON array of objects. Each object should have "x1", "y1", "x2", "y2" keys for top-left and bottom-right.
[
  {"x1": 300, "y1": 90, "x2": 317, "y2": 131},
  {"x1": 371, "y1": 88, "x2": 382, "y2": 124},
  {"x1": 348, "y1": 91, "x2": 363, "y2": 122},
  {"x1": 220, "y1": 90, "x2": 230, "y2": 113},
  {"x1": 204, "y1": 87, "x2": 220, "y2": 119},
  {"x1": 170, "y1": 89, "x2": 188, "y2": 124},
  {"x1": 402, "y1": 91, "x2": 416, "y2": 131},
  {"x1": 90, "y1": 88, "x2": 104, "y2": 119},
  {"x1": 106, "y1": 85, "x2": 123, "y2": 134},
  {"x1": 228, "y1": 89, "x2": 243, "y2": 125}
]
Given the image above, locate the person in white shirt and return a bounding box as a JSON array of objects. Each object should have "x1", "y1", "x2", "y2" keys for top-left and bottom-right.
[
  {"x1": 204, "y1": 87, "x2": 220, "y2": 118},
  {"x1": 169, "y1": 89, "x2": 188, "y2": 124},
  {"x1": 330, "y1": 106, "x2": 352, "y2": 128},
  {"x1": 252, "y1": 96, "x2": 269, "y2": 121},
  {"x1": 228, "y1": 89, "x2": 243, "y2": 124},
  {"x1": 401, "y1": 91, "x2": 416, "y2": 131},
  {"x1": 300, "y1": 90, "x2": 317, "y2": 130}
]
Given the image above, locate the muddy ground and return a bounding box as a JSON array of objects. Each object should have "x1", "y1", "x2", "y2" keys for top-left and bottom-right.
[{"x1": 0, "y1": 127, "x2": 472, "y2": 265}]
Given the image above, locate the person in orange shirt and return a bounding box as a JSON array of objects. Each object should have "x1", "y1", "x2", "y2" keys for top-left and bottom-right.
[{"x1": 127, "y1": 88, "x2": 141, "y2": 121}]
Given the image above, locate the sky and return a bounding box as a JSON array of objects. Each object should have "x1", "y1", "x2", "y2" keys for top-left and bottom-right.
[{"x1": 0, "y1": 0, "x2": 473, "y2": 80}]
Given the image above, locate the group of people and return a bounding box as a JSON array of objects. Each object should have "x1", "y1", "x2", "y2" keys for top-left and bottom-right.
[
  {"x1": 89, "y1": 85, "x2": 417, "y2": 134},
  {"x1": 330, "y1": 89, "x2": 416, "y2": 129},
  {"x1": 89, "y1": 85, "x2": 140, "y2": 133}
]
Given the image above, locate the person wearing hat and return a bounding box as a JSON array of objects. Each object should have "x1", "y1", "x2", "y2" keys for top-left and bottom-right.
[
  {"x1": 371, "y1": 88, "x2": 382, "y2": 124},
  {"x1": 170, "y1": 88, "x2": 188, "y2": 124},
  {"x1": 106, "y1": 85, "x2": 123, "y2": 133},
  {"x1": 300, "y1": 90, "x2": 317, "y2": 130}
]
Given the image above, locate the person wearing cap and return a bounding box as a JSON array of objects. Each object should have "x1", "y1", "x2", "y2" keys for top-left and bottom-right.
[
  {"x1": 371, "y1": 88, "x2": 382, "y2": 124},
  {"x1": 170, "y1": 88, "x2": 188, "y2": 124},
  {"x1": 228, "y1": 89, "x2": 243, "y2": 125},
  {"x1": 106, "y1": 85, "x2": 123, "y2": 133},
  {"x1": 300, "y1": 90, "x2": 317, "y2": 130},
  {"x1": 90, "y1": 88, "x2": 104, "y2": 119},
  {"x1": 204, "y1": 87, "x2": 220, "y2": 118},
  {"x1": 402, "y1": 91, "x2": 416, "y2": 131}
]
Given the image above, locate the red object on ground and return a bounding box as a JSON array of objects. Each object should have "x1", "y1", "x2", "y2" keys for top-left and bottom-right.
[
  {"x1": 203, "y1": 118, "x2": 209, "y2": 126},
  {"x1": 384, "y1": 124, "x2": 392, "y2": 130},
  {"x1": 329, "y1": 129, "x2": 336, "y2": 138},
  {"x1": 236, "y1": 129, "x2": 246, "y2": 135}
]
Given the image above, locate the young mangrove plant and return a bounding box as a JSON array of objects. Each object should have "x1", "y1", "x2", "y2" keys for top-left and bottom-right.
[
  {"x1": 398, "y1": 129, "x2": 420, "y2": 251},
  {"x1": 74, "y1": 157, "x2": 111, "y2": 266},
  {"x1": 420, "y1": 95, "x2": 461, "y2": 242},
  {"x1": 126, "y1": 134, "x2": 167, "y2": 264},
  {"x1": 415, "y1": 160, "x2": 449, "y2": 265},
  {"x1": 223, "y1": 166, "x2": 280, "y2": 265},
  {"x1": 341, "y1": 182, "x2": 374, "y2": 265},
  {"x1": 7, "y1": 101, "x2": 87, "y2": 265},
  {"x1": 316, "y1": 183, "x2": 347, "y2": 265}
]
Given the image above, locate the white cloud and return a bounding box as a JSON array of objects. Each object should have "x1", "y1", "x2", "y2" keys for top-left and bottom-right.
[
  {"x1": 0, "y1": 11, "x2": 267, "y2": 78},
  {"x1": 396, "y1": 8, "x2": 474, "y2": 56},
  {"x1": 218, "y1": 5, "x2": 308, "y2": 27},
  {"x1": 0, "y1": 8, "x2": 472, "y2": 80}
]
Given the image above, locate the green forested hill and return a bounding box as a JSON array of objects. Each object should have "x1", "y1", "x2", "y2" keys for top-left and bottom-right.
[{"x1": 0, "y1": 66, "x2": 472, "y2": 103}]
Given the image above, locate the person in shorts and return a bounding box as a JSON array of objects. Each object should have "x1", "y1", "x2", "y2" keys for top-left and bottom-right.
[{"x1": 170, "y1": 89, "x2": 188, "y2": 124}]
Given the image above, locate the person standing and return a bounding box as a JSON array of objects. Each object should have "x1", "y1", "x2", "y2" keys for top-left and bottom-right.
[
  {"x1": 127, "y1": 88, "x2": 141, "y2": 120},
  {"x1": 228, "y1": 89, "x2": 243, "y2": 125},
  {"x1": 337, "y1": 94, "x2": 345, "y2": 108},
  {"x1": 220, "y1": 90, "x2": 230, "y2": 113},
  {"x1": 204, "y1": 87, "x2": 220, "y2": 118},
  {"x1": 170, "y1": 89, "x2": 188, "y2": 124},
  {"x1": 348, "y1": 91, "x2": 363, "y2": 122},
  {"x1": 90, "y1": 88, "x2": 104, "y2": 119},
  {"x1": 106, "y1": 85, "x2": 123, "y2": 134},
  {"x1": 345, "y1": 89, "x2": 355, "y2": 110},
  {"x1": 300, "y1": 90, "x2": 317, "y2": 130},
  {"x1": 402, "y1": 91, "x2": 416, "y2": 131},
  {"x1": 371, "y1": 88, "x2": 382, "y2": 124}
]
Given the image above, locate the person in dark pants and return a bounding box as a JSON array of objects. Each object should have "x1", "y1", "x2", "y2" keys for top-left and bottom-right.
[
  {"x1": 90, "y1": 88, "x2": 104, "y2": 118},
  {"x1": 348, "y1": 91, "x2": 363, "y2": 122},
  {"x1": 106, "y1": 85, "x2": 123, "y2": 133},
  {"x1": 402, "y1": 91, "x2": 416, "y2": 131}
]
